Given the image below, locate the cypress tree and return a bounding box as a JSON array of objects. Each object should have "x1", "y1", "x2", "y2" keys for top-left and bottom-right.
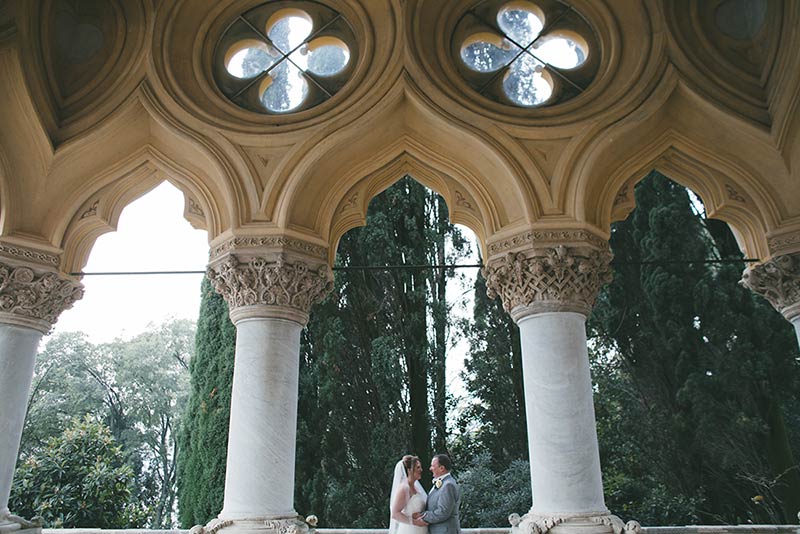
[
  {"x1": 456, "y1": 269, "x2": 527, "y2": 466},
  {"x1": 590, "y1": 171, "x2": 800, "y2": 524},
  {"x1": 177, "y1": 278, "x2": 236, "y2": 527}
]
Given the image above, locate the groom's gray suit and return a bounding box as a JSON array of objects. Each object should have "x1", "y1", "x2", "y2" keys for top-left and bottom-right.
[{"x1": 423, "y1": 474, "x2": 461, "y2": 534}]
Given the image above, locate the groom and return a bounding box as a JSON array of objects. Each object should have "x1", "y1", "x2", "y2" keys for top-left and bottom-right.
[{"x1": 413, "y1": 454, "x2": 461, "y2": 534}]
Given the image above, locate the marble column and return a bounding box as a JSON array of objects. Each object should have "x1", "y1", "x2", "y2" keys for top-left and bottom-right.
[
  {"x1": 204, "y1": 253, "x2": 332, "y2": 534},
  {"x1": 741, "y1": 252, "x2": 800, "y2": 346},
  {"x1": 484, "y1": 245, "x2": 637, "y2": 534},
  {"x1": 0, "y1": 256, "x2": 83, "y2": 534}
]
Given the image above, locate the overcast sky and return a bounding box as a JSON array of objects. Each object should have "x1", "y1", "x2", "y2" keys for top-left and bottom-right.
[{"x1": 50, "y1": 182, "x2": 209, "y2": 343}]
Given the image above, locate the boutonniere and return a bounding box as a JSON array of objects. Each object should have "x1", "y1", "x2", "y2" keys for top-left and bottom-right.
[{"x1": 434, "y1": 479, "x2": 443, "y2": 489}]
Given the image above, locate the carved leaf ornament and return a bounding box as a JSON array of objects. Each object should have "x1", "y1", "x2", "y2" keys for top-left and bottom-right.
[
  {"x1": 0, "y1": 263, "x2": 84, "y2": 324},
  {"x1": 741, "y1": 252, "x2": 800, "y2": 319},
  {"x1": 484, "y1": 245, "x2": 612, "y2": 317},
  {"x1": 208, "y1": 255, "x2": 333, "y2": 314}
]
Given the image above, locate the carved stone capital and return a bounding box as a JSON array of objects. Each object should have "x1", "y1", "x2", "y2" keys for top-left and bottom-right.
[
  {"x1": 741, "y1": 252, "x2": 800, "y2": 322},
  {"x1": 207, "y1": 255, "x2": 333, "y2": 325},
  {"x1": 484, "y1": 245, "x2": 613, "y2": 321},
  {"x1": 512, "y1": 512, "x2": 639, "y2": 534},
  {"x1": 0, "y1": 260, "x2": 84, "y2": 333}
]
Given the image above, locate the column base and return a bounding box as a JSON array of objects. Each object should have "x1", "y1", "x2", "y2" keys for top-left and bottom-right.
[
  {"x1": 0, "y1": 512, "x2": 42, "y2": 534},
  {"x1": 191, "y1": 516, "x2": 310, "y2": 534},
  {"x1": 510, "y1": 512, "x2": 641, "y2": 534}
]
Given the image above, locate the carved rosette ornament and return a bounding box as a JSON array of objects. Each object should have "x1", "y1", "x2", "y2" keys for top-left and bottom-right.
[
  {"x1": 484, "y1": 245, "x2": 613, "y2": 321},
  {"x1": 0, "y1": 261, "x2": 84, "y2": 333},
  {"x1": 207, "y1": 255, "x2": 333, "y2": 325},
  {"x1": 741, "y1": 252, "x2": 800, "y2": 322}
]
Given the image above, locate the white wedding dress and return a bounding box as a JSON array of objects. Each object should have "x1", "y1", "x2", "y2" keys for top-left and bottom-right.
[
  {"x1": 397, "y1": 493, "x2": 428, "y2": 534},
  {"x1": 389, "y1": 460, "x2": 428, "y2": 534}
]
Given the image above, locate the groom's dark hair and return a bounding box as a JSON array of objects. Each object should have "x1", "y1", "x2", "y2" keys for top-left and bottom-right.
[{"x1": 433, "y1": 454, "x2": 452, "y2": 471}]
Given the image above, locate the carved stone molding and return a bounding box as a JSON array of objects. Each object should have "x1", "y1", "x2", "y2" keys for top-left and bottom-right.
[
  {"x1": 0, "y1": 261, "x2": 84, "y2": 333},
  {"x1": 190, "y1": 519, "x2": 233, "y2": 534},
  {"x1": 0, "y1": 511, "x2": 43, "y2": 534},
  {"x1": 484, "y1": 245, "x2": 613, "y2": 320},
  {"x1": 0, "y1": 243, "x2": 59, "y2": 268},
  {"x1": 512, "y1": 512, "x2": 640, "y2": 534},
  {"x1": 488, "y1": 230, "x2": 606, "y2": 256},
  {"x1": 768, "y1": 232, "x2": 800, "y2": 256},
  {"x1": 210, "y1": 236, "x2": 327, "y2": 262},
  {"x1": 192, "y1": 517, "x2": 309, "y2": 534},
  {"x1": 741, "y1": 252, "x2": 800, "y2": 322},
  {"x1": 208, "y1": 255, "x2": 333, "y2": 325}
]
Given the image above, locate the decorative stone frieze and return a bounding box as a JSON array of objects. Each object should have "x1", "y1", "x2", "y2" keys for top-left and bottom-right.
[
  {"x1": 0, "y1": 510, "x2": 43, "y2": 534},
  {"x1": 484, "y1": 245, "x2": 613, "y2": 320},
  {"x1": 512, "y1": 513, "x2": 640, "y2": 534},
  {"x1": 768, "y1": 232, "x2": 800, "y2": 256},
  {"x1": 488, "y1": 230, "x2": 607, "y2": 256},
  {"x1": 207, "y1": 255, "x2": 333, "y2": 324},
  {"x1": 741, "y1": 252, "x2": 800, "y2": 321},
  {"x1": 0, "y1": 260, "x2": 84, "y2": 333},
  {"x1": 0, "y1": 243, "x2": 59, "y2": 268},
  {"x1": 210, "y1": 237, "x2": 327, "y2": 262}
]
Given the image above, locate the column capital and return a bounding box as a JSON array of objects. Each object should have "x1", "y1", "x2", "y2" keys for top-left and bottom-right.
[
  {"x1": 484, "y1": 244, "x2": 612, "y2": 321},
  {"x1": 741, "y1": 252, "x2": 800, "y2": 322},
  {"x1": 207, "y1": 254, "x2": 333, "y2": 325},
  {"x1": 0, "y1": 246, "x2": 84, "y2": 334}
]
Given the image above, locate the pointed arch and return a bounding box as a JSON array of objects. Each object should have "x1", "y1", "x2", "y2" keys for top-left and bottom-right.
[
  {"x1": 275, "y1": 78, "x2": 538, "y2": 259},
  {"x1": 571, "y1": 78, "x2": 786, "y2": 260}
]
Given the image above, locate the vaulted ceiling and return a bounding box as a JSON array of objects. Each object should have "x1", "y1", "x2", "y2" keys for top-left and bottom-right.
[{"x1": 0, "y1": 0, "x2": 798, "y2": 271}]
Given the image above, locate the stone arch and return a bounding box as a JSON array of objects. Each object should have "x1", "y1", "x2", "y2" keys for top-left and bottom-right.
[
  {"x1": 326, "y1": 151, "x2": 489, "y2": 264},
  {"x1": 42, "y1": 86, "x2": 241, "y2": 273},
  {"x1": 276, "y1": 80, "x2": 538, "y2": 262},
  {"x1": 58, "y1": 147, "x2": 218, "y2": 274},
  {"x1": 571, "y1": 77, "x2": 783, "y2": 260}
]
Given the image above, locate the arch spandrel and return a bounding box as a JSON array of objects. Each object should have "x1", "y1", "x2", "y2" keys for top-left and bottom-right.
[
  {"x1": 275, "y1": 81, "x2": 541, "y2": 258},
  {"x1": 571, "y1": 80, "x2": 789, "y2": 260},
  {"x1": 0, "y1": 85, "x2": 248, "y2": 273}
]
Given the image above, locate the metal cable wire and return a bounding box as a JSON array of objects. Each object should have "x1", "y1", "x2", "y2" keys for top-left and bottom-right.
[{"x1": 69, "y1": 258, "x2": 760, "y2": 277}]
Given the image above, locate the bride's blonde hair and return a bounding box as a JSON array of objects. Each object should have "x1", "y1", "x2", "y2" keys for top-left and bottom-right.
[{"x1": 402, "y1": 454, "x2": 420, "y2": 476}]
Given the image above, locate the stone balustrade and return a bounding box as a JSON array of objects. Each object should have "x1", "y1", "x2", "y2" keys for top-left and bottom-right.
[{"x1": 40, "y1": 525, "x2": 800, "y2": 534}]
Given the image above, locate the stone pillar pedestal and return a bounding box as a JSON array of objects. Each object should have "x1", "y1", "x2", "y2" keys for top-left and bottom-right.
[
  {"x1": 485, "y1": 241, "x2": 638, "y2": 534},
  {"x1": 741, "y1": 252, "x2": 800, "y2": 347},
  {"x1": 203, "y1": 240, "x2": 332, "y2": 534},
  {"x1": 0, "y1": 248, "x2": 83, "y2": 534}
]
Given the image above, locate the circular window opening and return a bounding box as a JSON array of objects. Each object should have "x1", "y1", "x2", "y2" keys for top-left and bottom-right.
[
  {"x1": 453, "y1": 0, "x2": 599, "y2": 109},
  {"x1": 214, "y1": 2, "x2": 357, "y2": 115}
]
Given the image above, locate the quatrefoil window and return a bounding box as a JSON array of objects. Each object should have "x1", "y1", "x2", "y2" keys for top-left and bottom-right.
[
  {"x1": 454, "y1": 0, "x2": 599, "y2": 109},
  {"x1": 214, "y1": 2, "x2": 357, "y2": 114}
]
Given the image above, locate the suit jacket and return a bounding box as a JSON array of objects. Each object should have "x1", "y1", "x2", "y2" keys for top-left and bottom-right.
[{"x1": 424, "y1": 474, "x2": 461, "y2": 534}]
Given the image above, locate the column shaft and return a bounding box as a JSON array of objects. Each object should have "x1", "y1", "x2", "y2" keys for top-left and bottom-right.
[
  {"x1": 221, "y1": 317, "x2": 303, "y2": 519},
  {"x1": 518, "y1": 312, "x2": 606, "y2": 515},
  {"x1": 0, "y1": 324, "x2": 43, "y2": 517}
]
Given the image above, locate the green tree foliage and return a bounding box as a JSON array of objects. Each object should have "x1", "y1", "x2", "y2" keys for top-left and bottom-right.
[
  {"x1": 177, "y1": 278, "x2": 236, "y2": 527},
  {"x1": 10, "y1": 416, "x2": 144, "y2": 528},
  {"x1": 589, "y1": 171, "x2": 800, "y2": 524},
  {"x1": 458, "y1": 453, "x2": 531, "y2": 527},
  {"x1": 455, "y1": 271, "x2": 527, "y2": 467},
  {"x1": 20, "y1": 320, "x2": 194, "y2": 528},
  {"x1": 294, "y1": 177, "x2": 468, "y2": 526}
]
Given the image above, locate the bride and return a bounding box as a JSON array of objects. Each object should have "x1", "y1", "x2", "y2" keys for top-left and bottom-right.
[{"x1": 389, "y1": 455, "x2": 428, "y2": 534}]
